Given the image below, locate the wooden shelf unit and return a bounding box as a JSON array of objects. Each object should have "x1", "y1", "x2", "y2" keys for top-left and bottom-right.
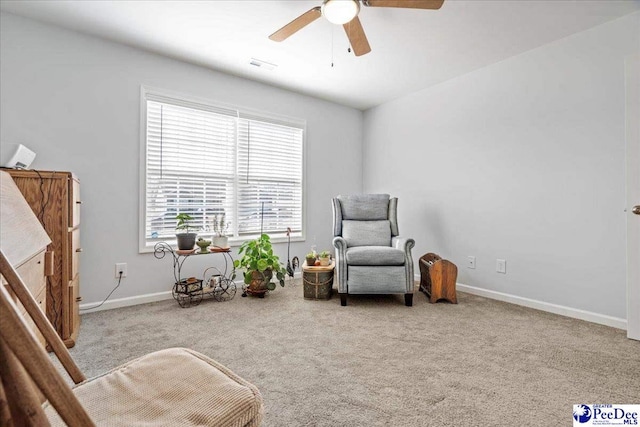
[
  {"x1": 3, "y1": 169, "x2": 82, "y2": 348},
  {"x1": 0, "y1": 171, "x2": 53, "y2": 348}
]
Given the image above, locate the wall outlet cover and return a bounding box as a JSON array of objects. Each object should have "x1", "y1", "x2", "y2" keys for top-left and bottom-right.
[
  {"x1": 467, "y1": 256, "x2": 476, "y2": 269},
  {"x1": 115, "y1": 263, "x2": 127, "y2": 278},
  {"x1": 496, "y1": 259, "x2": 506, "y2": 274}
]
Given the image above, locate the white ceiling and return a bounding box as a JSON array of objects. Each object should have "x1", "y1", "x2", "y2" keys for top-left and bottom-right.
[{"x1": 1, "y1": 0, "x2": 639, "y2": 110}]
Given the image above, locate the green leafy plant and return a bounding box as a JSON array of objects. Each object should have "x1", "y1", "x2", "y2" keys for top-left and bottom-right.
[
  {"x1": 234, "y1": 234, "x2": 286, "y2": 290},
  {"x1": 175, "y1": 213, "x2": 195, "y2": 233},
  {"x1": 319, "y1": 250, "x2": 330, "y2": 258}
]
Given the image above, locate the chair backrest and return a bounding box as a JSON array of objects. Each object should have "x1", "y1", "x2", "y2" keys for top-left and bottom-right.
[
  {"x1": 332, "y1": 194, "x2": 399, "y2": 246},
  {"x1": 0, "y1": 249, "x2": 95, "y2": 426}
]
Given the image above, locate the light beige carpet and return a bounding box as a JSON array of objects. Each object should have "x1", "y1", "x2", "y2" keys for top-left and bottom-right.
[{"x1": 68, "y1": 281, "x2": 639, "y2": 426}]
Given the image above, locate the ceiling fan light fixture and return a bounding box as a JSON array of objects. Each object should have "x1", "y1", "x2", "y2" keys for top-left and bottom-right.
[{"x1": 321, "y1": 0, "x2": 360, "y2": 25}]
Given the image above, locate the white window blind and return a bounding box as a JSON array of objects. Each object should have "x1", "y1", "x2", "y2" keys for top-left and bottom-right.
[
  {"x1": 142, "y1": 90, "x2": 304, "y2": 248},
  {"x1": 237, "y1": 119, "x2": 303, "y2": 236}
]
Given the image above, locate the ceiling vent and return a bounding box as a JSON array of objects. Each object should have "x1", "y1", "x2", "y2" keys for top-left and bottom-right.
[{"x1": 249, "y1": 58, "x2": 277, "y2": 71}]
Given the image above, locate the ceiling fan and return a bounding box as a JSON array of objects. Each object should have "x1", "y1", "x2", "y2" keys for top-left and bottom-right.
[{"x1": 269, "y1": 0, "x2": 445, "y2": 57}]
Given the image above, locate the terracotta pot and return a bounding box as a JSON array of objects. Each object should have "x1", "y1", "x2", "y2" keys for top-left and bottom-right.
[{"x1": 247, "y1": 269, "x2": 274, "y2": 295}]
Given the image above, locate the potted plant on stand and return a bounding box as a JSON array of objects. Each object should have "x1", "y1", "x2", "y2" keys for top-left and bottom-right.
[
  {"x1": 196, "y1": 237, "x2": 211, "y2": 254},
  {"x1": 175, "y1": 213, "x2": 197, "y2": 251},
  {"x1": 234, "y1": 233, "x2": 287, "y2": 298},
  {"x1": 319, "y1": 251, "x2": 331, "y2": 266},
  {"x1": 305, "y1": 252, "x2": 316, "y2": 267},
  {"x1": 212, "y1": 214, "x2": 230, "y2": 249}
]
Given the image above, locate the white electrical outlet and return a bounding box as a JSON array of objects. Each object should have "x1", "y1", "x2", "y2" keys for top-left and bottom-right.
[
  {"x1": 496, "y1": 259, "x2": 506, "y2": 274},
  {"x1": 467, "y1": 256, "x2": 476, "y2": 269},
  {"x1": 115, "y1": 263, "x2": 127, "y2": 278}
]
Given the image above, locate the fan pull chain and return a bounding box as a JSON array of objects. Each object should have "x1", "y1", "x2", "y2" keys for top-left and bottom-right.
[{"x1": 331, "y1": 25, "x2": 334, "y2": 67}]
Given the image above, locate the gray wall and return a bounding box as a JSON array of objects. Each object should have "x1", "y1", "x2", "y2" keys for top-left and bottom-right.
[
  {"x1": 0, "y1": 13, "x2": 363, "y2": 304},
  {"x1": 2, "y1": 10, "x2": 638, "y2": 320},
  {"x1": 363, "y1": 12, "x2": 639, "y2": 319}
]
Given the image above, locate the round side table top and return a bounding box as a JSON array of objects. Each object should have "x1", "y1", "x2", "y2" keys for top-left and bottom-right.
[{"x1": 302, "y1": 260, "x2": 335, "y2": 272}]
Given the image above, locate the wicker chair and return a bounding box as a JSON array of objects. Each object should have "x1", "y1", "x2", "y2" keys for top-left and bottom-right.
[{"x1": 0, "y1": 249, "x2": 263, "y2": 427}]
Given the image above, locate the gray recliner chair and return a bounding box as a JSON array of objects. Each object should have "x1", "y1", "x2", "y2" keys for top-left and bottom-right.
[{"x1": 332, "y1": 194, "x2": 415, "y2": 306}]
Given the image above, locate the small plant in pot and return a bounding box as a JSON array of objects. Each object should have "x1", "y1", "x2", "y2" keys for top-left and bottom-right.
[
  {"x1": 305, "y1": 252, "x2": 316, "y2": 267},
  {"x1": 234, "y1": 233, "x2": 286, "y2": 298},
  {"x1": 212, "y1": 214, "x2": 230, "y2": 249},
  {"x1": 196, "y1": 237, "x2": 211, "y2": 254},
  {"x1": 319, "y1": 250, "x2": 331, "y2": 266},
  {"x1": 175, "y1": 213, "x2": 197, "y2": 250}
]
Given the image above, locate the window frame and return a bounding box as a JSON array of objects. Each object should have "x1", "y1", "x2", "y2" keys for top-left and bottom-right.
[{"x1": 138, "y1": 86, "x2": 307, "y2": 253}]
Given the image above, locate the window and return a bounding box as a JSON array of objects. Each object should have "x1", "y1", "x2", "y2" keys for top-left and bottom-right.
[{"x1": 140, "y1": 88, "x2": 304, "y2": 251}]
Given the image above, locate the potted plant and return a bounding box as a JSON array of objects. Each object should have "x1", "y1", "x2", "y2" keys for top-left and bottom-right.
[
  {"x1": 212, "y1": 214, "x2": 230, "y2": 248},
  {"x1": 175, "y1": 213, "x2": 197, "y2": 250},
  {"x1": 319, "y1": 250, "x2": 331, "y2": 266},
  {"x1": 234, "y1": 233, "x2": 286, "y2": 297},
  {"x1": 196, "y1": 237, "x2": 211, "y2": 254},
  {"x1": 305, "y1": 252, "x2": 316, "y2": 267}
]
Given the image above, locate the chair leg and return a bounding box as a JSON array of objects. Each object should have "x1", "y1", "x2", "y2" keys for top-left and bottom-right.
[
  {"x1": 405, "y1": 293, "x2": 413, "y2": 307},
  {"x1": 340, "y1": 294, "x2": 347, "y2": 306}
]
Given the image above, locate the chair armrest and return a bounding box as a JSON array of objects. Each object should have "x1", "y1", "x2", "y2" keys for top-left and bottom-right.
[
  {"x1": 332, "y1": 237, "x2": 348, "y2": 293},
  {"x1": 392, "y1": 236, "x2": 415, "y2": 254},
  {"x1": 392, "y1": 236, "x2": 415, "y2": 293},
  {"x1": 332, "y1": 236, "x2": 347, "y2": 254}
]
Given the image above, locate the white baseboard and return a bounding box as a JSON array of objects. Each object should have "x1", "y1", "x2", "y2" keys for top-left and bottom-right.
[
  {"x1": 79, "y1": 291, "x2": 173, "y2": 313},
  {"x1": 79, "y1": 271, "x2": 304, "y2": 314},
  {"x1": 82, "y1": 274, "x2": 625, "y2": 330},
  {"x1": 455, "y1": 282, "x2": 627, "y2": 330}
]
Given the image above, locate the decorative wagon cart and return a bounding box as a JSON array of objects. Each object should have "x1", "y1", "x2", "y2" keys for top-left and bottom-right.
[{"x1": 154, "y1": 242, "x2": 237, "y2": 308}]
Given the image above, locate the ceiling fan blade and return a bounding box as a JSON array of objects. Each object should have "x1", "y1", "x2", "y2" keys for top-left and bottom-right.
[
  {"x1": 362, "y1": 0, "x2": 444, "y2": 9},
  {"x1": 343, "y1": 16, "x2": 371, "y2": 57},
  {"x1": 269, "y1": 7, "x2": 322, "y2": 42}
]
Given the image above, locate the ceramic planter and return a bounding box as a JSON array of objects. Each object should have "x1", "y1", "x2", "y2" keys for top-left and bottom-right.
[
  {"x1": 176, "y1": 232, "x2": 197, "y2": 250},
  {"x1": 213, "y1": 235, "x2": 229, "y2": 249}
]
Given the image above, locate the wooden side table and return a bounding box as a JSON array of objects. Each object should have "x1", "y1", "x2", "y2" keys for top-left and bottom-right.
[
  {"x1": 302, "y1": 261, "x2": 334, "y2": 300},
  {"x1": 419, "y1": 253, "x2": 458, "y2": 304}
]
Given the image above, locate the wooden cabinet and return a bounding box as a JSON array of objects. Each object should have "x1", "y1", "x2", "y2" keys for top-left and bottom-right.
[
  {"x1": 1, "y1": 250, "x2": 49, "y2": 347},
  {"x1": 0, "y1": 171, "x2": 52, "y2": 348},
  {"x1": 3, "y1": 169, "x2": 82, "y2": 348},
  {"x1": 7, "y1": 252, "x2": 48, "y2": 347}
]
